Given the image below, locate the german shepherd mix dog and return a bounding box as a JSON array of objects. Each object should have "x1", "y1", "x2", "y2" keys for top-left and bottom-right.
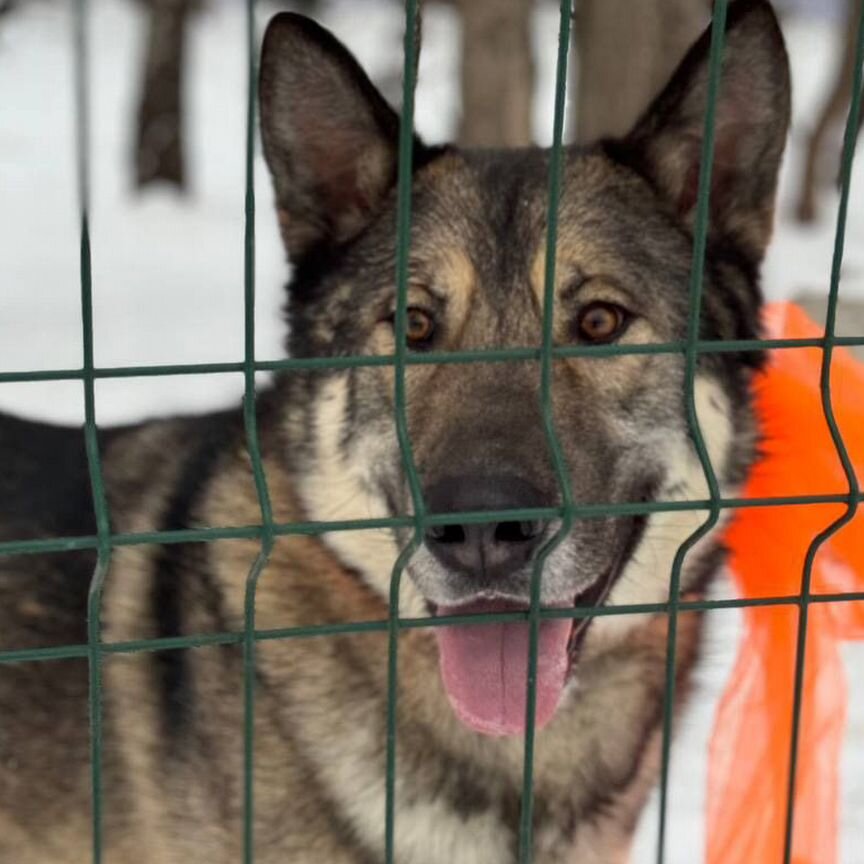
[{"x1": 1, "y1": 1, "x2": 789, "y2": 861}]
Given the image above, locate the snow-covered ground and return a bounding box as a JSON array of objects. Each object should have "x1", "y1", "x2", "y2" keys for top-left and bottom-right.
[{"x1": 1, "y1": 1, "x2": 862, "y2": 861}]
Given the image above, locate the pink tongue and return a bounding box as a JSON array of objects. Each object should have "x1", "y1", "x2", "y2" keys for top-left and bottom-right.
[{"x1": 435, "y1": 600, "x2": 573, "y2": 737}]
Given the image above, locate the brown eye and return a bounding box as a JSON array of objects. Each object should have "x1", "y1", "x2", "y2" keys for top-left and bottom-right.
[
  {"x1": 575, "y1": 302, "x2": 629, "y2": 343},
  {"x1": 404, "y1": 307, "x2": 435, "y2": 347}
]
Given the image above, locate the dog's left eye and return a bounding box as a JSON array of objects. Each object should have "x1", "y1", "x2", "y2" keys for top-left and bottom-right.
[
  {"x1": 389, "y1": 307, "x2": 436, "y2": 349},
  {"x1": 574, "y1": 301, "x2": 630, "y2": 343}
]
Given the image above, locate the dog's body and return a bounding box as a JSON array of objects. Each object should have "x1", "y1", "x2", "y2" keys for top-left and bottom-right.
[
  {"x1": 0, "y1": 3, "x2": 790, "y2": 861},
  {"x1": 0, "y1": 406, "x2": 690, "y2": 864}
]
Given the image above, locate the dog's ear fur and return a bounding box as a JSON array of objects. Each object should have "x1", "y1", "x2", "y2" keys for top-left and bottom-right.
[
  {"x1": 612, "y1": 0, "x2": 791, "y2": 263},
  {"x1": 259, "y1": 14, "x2": 414, "y2": 260}
]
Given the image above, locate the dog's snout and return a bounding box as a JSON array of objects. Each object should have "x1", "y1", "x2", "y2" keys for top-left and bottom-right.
[{"x1": 424, "y1": 476, "x2": 549, "y2": 579}]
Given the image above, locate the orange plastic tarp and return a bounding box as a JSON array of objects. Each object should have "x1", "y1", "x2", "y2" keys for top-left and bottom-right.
[{"x1": 708, "y1": 302, "x2": 864, "y2": 864}]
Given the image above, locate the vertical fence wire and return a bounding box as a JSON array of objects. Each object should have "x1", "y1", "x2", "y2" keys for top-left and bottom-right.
[
  {"x1": 384, "y1": 1, "x2": 424, "y2": 860},
  {"x1": 654, "y1": 2, "x2": 728, "y2": 861},
  {"x1": 74, "y1": 2, "x2": 113, "y2": 862},
  {"x1": 516, "y1": 2, "x2": 575, "y2": 862},
  {"x1": 240, "y1": 1, "x2": 275, "y2": 862},
  {"x1": 781, "y1": 6, "x2": 864, "y2": 861}
]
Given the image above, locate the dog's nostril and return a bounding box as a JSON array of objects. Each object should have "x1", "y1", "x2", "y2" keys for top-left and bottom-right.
[
  {"x1": 494, "y1": 520, "x2": 543, "y2": 543},
  {"x1": 638, "y1": 477, "x2": 660, "y2": 504},
  {"x1": 428, "y1": 524, "x2": 466, "y2": 544}
]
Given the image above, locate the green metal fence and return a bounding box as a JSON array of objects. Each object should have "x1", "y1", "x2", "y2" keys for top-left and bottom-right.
[{"x1": 1, "y1": 0, "x2": 863, "y2": 862}]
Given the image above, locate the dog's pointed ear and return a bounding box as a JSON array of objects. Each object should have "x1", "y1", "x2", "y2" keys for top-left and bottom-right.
[
  {"x1": 615, "y1": 0, "x2": 791, "y2": 263},
  {"x1": 259, "y1": 14, "x2": 412, "y2": 260}
]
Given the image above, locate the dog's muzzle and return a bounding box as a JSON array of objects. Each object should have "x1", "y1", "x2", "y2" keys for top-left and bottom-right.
[
  {"x1": 418, "y1": 472, "x2": 652, "y2": 738},
  {"x1": 423, "y1": 473, "x2": 551, "y2": 587}
]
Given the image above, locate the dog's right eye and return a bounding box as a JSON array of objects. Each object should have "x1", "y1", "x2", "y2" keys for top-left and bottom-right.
[
  {"x1": 574, "y1": 301, "x2": 630, "y2": 344},
  {"x1": 389, "y1": 307, "x2": 436, "y2": 349}
]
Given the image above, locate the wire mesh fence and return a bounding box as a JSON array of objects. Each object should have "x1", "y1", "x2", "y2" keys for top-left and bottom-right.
[{"x1": 0, "y1": 0, "x2": 863, "y2": 863}]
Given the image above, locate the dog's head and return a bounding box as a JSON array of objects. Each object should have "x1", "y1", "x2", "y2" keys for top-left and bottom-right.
[{"x1": 259, "y1": 1, "x2": 790, "y2": 736}]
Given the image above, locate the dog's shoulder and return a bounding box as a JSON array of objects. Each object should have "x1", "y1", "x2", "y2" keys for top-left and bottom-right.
[
  {"x1": 0, "y1": 405, "x2": 246, "y2": 538},
  {"x1": 0, "y1": 411, "x2": 99, "y2": 538}
]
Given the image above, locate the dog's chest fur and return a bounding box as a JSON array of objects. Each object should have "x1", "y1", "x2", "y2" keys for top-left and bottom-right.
[{"x1": 82, "y1": 417, "x2": 699, "y2": 864}]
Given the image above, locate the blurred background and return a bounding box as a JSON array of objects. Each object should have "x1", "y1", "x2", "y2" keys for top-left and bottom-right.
[{"x1": 1, "y1": 0, "x2": 862, "y2": 860}]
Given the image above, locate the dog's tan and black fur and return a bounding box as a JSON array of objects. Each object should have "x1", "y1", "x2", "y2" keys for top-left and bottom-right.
[{"x1": 0, "y1": 2, "x2": 790, "y2": 861}]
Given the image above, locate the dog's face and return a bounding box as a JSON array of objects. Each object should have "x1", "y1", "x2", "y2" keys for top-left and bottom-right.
[{"x1": 260, "y1": 2, "x2": 790, "y2": 735}]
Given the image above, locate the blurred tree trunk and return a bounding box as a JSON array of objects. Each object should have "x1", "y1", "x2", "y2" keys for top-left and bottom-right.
[
  {"x1": 794, "y1": 0, "x2": 864, "y2": 222},
  {"x1": 135, "y1": 0, "x2": 194, "y2": 189},
  {"x1": 457, "y1": 0, "x2": 534, "y2": 147},
  {"x1": 572, "y1": 0, "x2": 709, "y2": 143}
]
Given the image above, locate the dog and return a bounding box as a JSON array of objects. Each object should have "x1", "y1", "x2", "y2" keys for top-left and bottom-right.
[{"x1": 0, "y1": 1, "x2": 790, "y2": 861}]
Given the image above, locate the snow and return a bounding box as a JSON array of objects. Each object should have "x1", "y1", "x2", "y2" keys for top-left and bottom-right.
[{"x1": 1, "y1": 1, "x2": 862, "y2": 861}]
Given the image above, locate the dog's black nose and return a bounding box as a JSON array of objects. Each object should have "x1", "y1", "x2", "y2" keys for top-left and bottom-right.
[{"x1": 424, "y1": 476, "x2": 550, "y2": 578}]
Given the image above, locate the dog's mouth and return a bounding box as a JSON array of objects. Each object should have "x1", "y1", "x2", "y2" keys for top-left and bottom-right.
[
  {"x1": 430, "y1": 576, "x2": 611, "y2": 738},
  {"x1": 428, "y1": 517, "x2": 645, "y2": 738}
]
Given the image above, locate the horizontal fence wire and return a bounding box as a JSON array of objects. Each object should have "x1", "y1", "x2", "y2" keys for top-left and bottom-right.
[
  {"x1": 4, "y1": 335, "x2": 864, "y2": 384},
  {"x1": 2, "y1": 493, "x2": 862, "y2": 559},
  {"x1": 3, "y1": 591, "x2": 864, "y2": 668},
  {"x1": 781, "y1": 3, "x2": 864, "y2": 861},
  {"x1": 2, "y1": 1, "x2": 862, "y2": 863}
]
